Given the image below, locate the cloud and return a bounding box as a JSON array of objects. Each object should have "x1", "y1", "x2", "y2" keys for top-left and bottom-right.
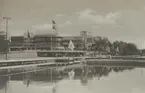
[
  {"x1": 58, "y1": 33, "x2": 72, "y2": 36},
  {"x1": 56, "y1": 14, "x2": 65, "y2": 17},
  {"x1": 29, "y1": 8, "x2": 37, "y2": 13},
  {"x1": 10, "y1": 29, "x2": 25, "y2": 36},
  {"x1": 106, "y1": 12, "x2": 121, "y2": 20},
  {"x1": 59, "y1": 20, "x2": 72, "y2": 27},
  {"x1": 143, "y1": 7, "x2": 145, "y2": 10},
  {"x1": 64, "y1": 21, "x2": 72, "y2": 25},
  {"x1": 32, "y1": 24, "x2": 52, "y2": 30},
  {"x1": 31, "y1": 20, "x2": 72, "y2": 32},
  {"x1": 77, "y1": 8, "x2": 121, "y2": 25}
]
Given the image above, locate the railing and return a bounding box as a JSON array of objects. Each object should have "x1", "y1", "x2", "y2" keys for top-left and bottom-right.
[{"x1": 0, "y1": 58, "x2": 56, "y2": 67}]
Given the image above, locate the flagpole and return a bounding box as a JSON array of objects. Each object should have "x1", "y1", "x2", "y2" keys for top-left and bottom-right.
[
  {"x1": 51, "y1": 35, "x2": 52, "y2": 50},
  {"x1": 3, "y1": 17, "x2": 11, "y2": 60},
  {"x1": 52, "y1": 20, "x2": 58, "y2": 50},
  {"x1": 27, "y1": 29, "x2": 30, "y2": 50}
]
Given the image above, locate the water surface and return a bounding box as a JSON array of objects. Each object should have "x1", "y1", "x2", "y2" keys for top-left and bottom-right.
[{"x1": 0, "y1": 65, "x2": 145, "y2": 93}]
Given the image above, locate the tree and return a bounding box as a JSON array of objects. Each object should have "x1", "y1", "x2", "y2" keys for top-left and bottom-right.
[
  {"x1": 112, "y1": 41, "x2": 139, "y2": 55},
  {"x1": 122, "y1": 43, "x2": 139, "y2": 55},
  {"x1": 91, "y1": 37, "x2": 139, "y2": 56},
  {"x1": 91, "y1": 37, "x2": 111, "y2": 54}
]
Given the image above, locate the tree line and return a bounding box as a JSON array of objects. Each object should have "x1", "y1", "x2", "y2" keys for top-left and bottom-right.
[{"x1": 90, "y1": 36, "x2": 140, "y2": 56}]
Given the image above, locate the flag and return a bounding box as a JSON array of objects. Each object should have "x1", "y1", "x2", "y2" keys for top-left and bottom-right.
[
  {"x1": 52, "y1": 20, "x2": 57, "y2": 30},
  {"x1": 68, "y1": 40, "x2": 75, "y2": 50}
]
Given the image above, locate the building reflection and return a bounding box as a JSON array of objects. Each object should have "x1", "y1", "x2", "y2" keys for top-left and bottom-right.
[
  {"x1": 0, "y1": 65, "x2": 135, "y2": 90},
  {"x1": 0, "y1": 76, "x2": 7, "y2": 89},
  {"x1": 22, "y1": 66, "x2": 135, "y2": 86}
]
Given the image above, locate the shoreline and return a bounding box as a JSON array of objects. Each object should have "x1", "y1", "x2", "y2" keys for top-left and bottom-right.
[{"x1": 0, "y1": 51, "x2": 145, "y2": 60}]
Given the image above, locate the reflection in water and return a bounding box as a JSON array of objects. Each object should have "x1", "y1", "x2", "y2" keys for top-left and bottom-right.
[
  {"x1": 0, "y1": 76, "x2": 7, "y2": 89},
  {"x1": 52, "y1": 84, "x2": 57, "y2": 93},
  {"x1": 80, "y1": 66, "x2": 88, "y2": 85},
  {"x1": 68, "y1": 69, "x2": 75, "y2": 80},
  {"x1": 0, "y1": 65, "x2": 136, "y2": 93}
]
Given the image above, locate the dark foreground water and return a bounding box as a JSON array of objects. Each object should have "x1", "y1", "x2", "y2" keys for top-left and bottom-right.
[{"x1": 0, "y1": 65, "x2": 145, "y2": 93}]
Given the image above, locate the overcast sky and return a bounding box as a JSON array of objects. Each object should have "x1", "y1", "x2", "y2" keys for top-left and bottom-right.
[{"x1": 1, "y1": 0, "x2": 145, "y2": 49}]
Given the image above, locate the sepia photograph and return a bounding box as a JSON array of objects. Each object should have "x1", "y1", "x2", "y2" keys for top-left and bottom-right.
[{"x1": 0, "y1": 0, "x2": 145, "y2": 93}]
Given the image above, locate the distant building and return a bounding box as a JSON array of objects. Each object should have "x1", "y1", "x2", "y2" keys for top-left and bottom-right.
[
  {"x1": 94, "y1": 36, "x2": 101, "y2": 41},
  {"x1": 85, "y1": 36, "x2": 94, "y2": 50},
  {"x1": 0, "y1": 31, "x2": 9, "y2": 53},
  {"x1": 61, "y1": 36, "x2": 84, "y2": 50},
  {"x1": 8, "y1": 31, "x2": 96, "y2": 51},
  {"x1": 0, "y1": 31, "x2": 5, "y2": 40},
  {"x1": 0, "y1": 31, "x2": 5, "y2": 36},
  {"x1": 80, "y1": 31, "x2": 94, "y2": 50},
  {"x1": 24, "y1": 31, "x2": 35, "y2": 50},
  {"x1": 80, "y1": 31, "x2": 92, "y2": 37},
  {"x1": 10, "y1": 36, "x2": 25, "y2": 51},
  {"x1": 60, "y1": 31, "x2": 95, "y2": 50},
  {"x1": 34, "y1": 34, "x2": 62, "y2": 50},
  {"x1": 24, "y1": 37, "x2": 35, "y2": 50}
]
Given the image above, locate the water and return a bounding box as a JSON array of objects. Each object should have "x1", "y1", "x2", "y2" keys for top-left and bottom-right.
[{"x1": 0, "y1": 65, "x2": 145, "y2": 93}]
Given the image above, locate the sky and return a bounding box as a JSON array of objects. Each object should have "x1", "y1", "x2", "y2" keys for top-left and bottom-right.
[{"x1": 0, "y1": 0, "x2": 145, "y2": 49}]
